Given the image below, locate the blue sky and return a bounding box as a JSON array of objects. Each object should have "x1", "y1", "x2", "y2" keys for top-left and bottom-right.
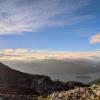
[{"x1": 0, "y1": 0, "x2": 100, "y2": 51}]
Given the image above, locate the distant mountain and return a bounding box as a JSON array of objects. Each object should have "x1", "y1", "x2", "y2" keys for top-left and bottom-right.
[
  {"x1": 0, "y1": 62, "x2": 89, "y2": 96},
  {"x1": 90, "y1": 78, "x2": 100, "y2": 85}
]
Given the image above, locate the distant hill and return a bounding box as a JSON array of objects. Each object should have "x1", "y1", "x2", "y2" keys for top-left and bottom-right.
[{"x1": 90, "y1": 78, "x2": 100, "y2": 85}]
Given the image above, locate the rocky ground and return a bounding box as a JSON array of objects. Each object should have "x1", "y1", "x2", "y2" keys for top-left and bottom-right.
[
  {"x1": 0, "y1": 84, "x2": 99, "y2": 100},
  {"x1": 38, "y1": 84, "x2": 100, "y2": 100}
]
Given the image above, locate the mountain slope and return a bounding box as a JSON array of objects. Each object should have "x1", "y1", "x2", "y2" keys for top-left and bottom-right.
[
  {"x1": 0, "y1": 62, "x2": 89, "y2": 96},
  {"x1": 0, "y1": 62, "x2": 52, "y2": 95}
]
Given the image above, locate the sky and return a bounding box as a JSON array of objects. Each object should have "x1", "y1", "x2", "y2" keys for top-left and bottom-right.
[
  {"x1": 0, "y1": 0, "x2": 100, "y2": 82},
  {"x1": 0, "y1": 0, "x2": 100, "y2": 51}
]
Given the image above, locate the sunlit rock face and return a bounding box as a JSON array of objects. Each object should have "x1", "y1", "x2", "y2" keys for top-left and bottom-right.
[{"x1": 43, "y1": 84, "x2": 100, "y2": 100}]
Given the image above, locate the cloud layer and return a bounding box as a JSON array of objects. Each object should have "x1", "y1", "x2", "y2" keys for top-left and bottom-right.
[
  {"x1": 3, "y1": 52, "x2": 100, "y2": 83},
  {"x1": 0, "y1": 0, "x2": 92, "y2": 35},
  {"x1": 90, "y1": 33, "x2": 100, "y2": 44},
  {"x1": 0, "y1": 48, "x2": 100, "y2": 61}
]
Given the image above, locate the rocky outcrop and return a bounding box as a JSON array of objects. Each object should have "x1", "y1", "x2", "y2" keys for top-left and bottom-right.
[{"x1": 40, "y1": 84, "x2": 100, "y2": 100}]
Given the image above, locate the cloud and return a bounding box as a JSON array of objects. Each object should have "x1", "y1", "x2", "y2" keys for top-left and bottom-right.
[
  {"x1": 90, "y1": 33, "x2": 100, "y2": 44},
  {"x1": 1, "y1": 48, "x2": 28, "y2": 53},
  {"x1": 0, "y1": 0, "x2": 92, "y2": 35},
  {"x1": 0, "y1": 48, "x2": 100, "y2": 61}
]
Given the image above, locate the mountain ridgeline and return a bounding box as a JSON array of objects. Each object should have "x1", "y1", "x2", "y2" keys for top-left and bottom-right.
[{"x1": 0, "y1": 62, "x2": 90, "y2": 96}]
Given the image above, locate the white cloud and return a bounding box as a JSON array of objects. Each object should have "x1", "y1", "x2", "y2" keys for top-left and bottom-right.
[
  {"x1": 0, "y1": 48, "x2": 100, "y2": 61},
  {"x1": 1, "y1": 48, "x2": 28, "y2": 53},
  {"x1": 0, "y1": 0, "x2": 92, "y2": 35},
  {"x1": 90, "y1": 33, "x2": 100, "y2": 44}
]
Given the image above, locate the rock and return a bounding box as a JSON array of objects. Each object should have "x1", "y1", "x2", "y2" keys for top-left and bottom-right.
[
  {"x1": 65, "y1": 81, "x2": 90, "y2": 90},
  {"x1": 46, "y1": 84, "x2": 100, "y2": 100}
]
